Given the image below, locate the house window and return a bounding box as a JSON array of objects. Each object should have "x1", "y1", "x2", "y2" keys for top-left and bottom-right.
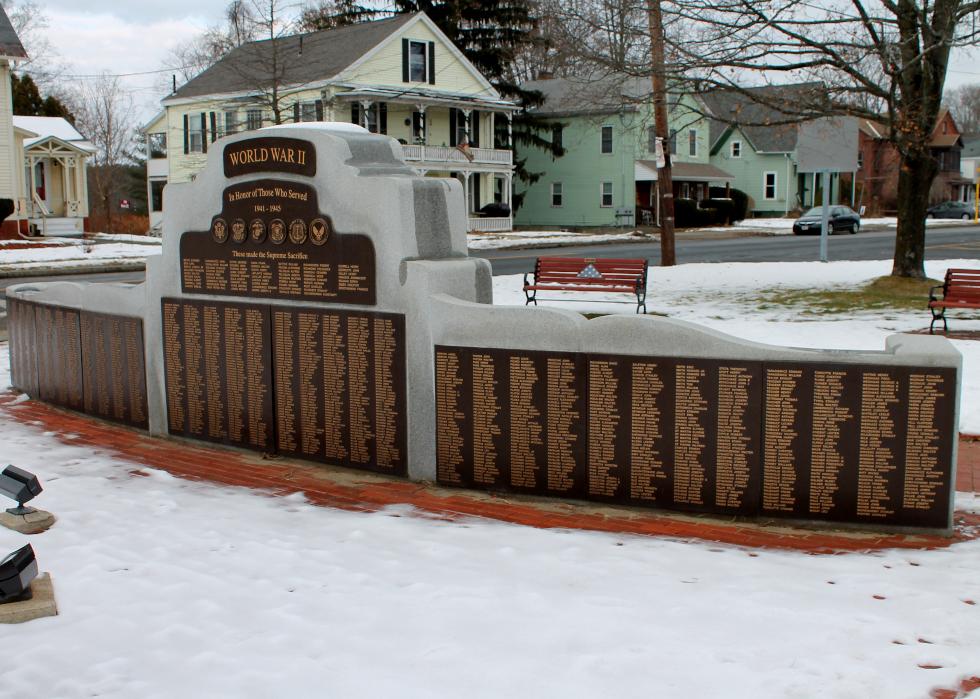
[
  {"x1": 552, "y1": 182, "x2": 563, "y2": 207},
  {"x1": 147, "y1": 133, "x2": 166, "y2": 158},
  {"x1": 688, "y1": 129, "x2": 698, "y2": 157},
  {"x1": 552, "y1": 124, "x2": 563, "y2": 151},
  {"x1": 648, "y1": 126, "x2": 657, "y2": 153},
  {"x1": 246, "y1": 109, "x2": 263, "y2": 131},
  {"x1": 601, "y1": 181, "x2": 613, "y2": 207},
  {"x1": 409, "y1": 40, "x2": 428, "y2": 82},
  {"x1": 679, "y1": 182, "x2": 691, "y2": 199},
  {"x1": 669, "y1": 128, "x2": 677, "y2": 155},
  {"x1": 298, "y1": 102, "x2": 317, "y2": 122},
  {"x1": 150, "y1": 180, "x2": 165, "y2": 212},
  {"x1": 730, "y1": 140, "x2": 741, "y2": 158},
  {"x1": 188, "y1": 125, "x2": 203, "y2": 153},
  {"x1": 764, "y1": 171, "x2": 778, "y2": 200},
  {"x1": 224, "y1": 110, "x2": 239, "y2": 135},
  {"x1": 858, "y1": 150, "x2": 864, "y2": 170},
  {"x1": 601, "y1": 125, "x2": 613, "y2": 154}
]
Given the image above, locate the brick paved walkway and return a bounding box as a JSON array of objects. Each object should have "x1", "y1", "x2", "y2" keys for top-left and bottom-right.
[{"x1": 3, "y1": 389, "x2": 978, "y2": 554}]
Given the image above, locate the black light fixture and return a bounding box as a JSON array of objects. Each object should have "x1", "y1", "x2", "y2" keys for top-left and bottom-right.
[
  {"x1": 0, "y1": 544, "x2": 38, "y2": 603},
  {"x1": 0, "y1": 465, "x2": 43, "y2": 515}
]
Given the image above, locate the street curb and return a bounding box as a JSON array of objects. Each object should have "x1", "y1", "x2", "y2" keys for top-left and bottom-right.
[{"x1": 0, "y1": 260, "x2": 148, "y2": 279}]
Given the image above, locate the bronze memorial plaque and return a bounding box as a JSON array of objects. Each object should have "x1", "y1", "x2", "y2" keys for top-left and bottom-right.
[
  {"x1": 179, "y1": 179, "x2": 375, "y2": 305},
  {"x1": 162, "y1": 298, "x2": 275, "y2": 451},
  {"x1": 79, "y1": 311, "x2": 149, "y2": 429},
  {"x1": 223, "y1": 136, "x2": 317, "y2": 178},
  {"x1": 6, "y1": 298, "x2": 40, "y2": 397},
  {"x1": 271, "y1": 306, "x2": 407, "y2": 476},
  {"x1": 435, "y1": 346, "x2": 954, "y2": 528}
]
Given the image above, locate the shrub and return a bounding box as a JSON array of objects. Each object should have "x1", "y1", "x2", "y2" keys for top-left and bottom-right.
[{"x1": 709, "y1": 186, "x2": 749, "y2": 221}]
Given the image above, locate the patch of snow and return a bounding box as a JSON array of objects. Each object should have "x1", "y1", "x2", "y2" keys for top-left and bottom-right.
[
  {"x1": 92, "y1": 234, "x2": 162, "y2": 245},
  {"x1": 470, "y1": 231, "x2": 654, "y2": 250},
  {"x1": 0, "y1": 242, "x2": 160, "y2": 267}
]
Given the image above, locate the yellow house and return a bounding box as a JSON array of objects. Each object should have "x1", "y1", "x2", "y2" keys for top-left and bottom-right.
[{"x1": 146, "y1": 12, "x2": 517, "y2": 232}]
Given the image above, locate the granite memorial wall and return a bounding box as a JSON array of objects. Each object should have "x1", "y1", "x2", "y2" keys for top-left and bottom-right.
[{"x1": 3, "y1": 124, "x2": 962, "y2": 532}]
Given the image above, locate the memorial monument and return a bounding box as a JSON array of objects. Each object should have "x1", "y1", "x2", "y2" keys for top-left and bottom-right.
[{"x1": 5, "y1": 123, "x2": 963, "y2": 532}]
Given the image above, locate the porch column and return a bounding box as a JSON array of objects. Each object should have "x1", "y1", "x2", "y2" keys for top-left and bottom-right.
[
  {"x1": 461, "y1": 109, "x2": 472, "y2": 144},
  {"x1": 359, "y1": 100, "x2": 374, "y2": 130},
  {"x1": 416, "y1": 104, "x2": 427, "y2": 145},
  {"x1": 504, "y1": 173, "x2": 512, "y2": 206},
  {"x1": 60, "y1": 157, "x2": 69, "y2": 216},
  {"x1": 461, "y1": 172, "x2": 471, "y2": 215},
  {"x1": 27, "y1": 156, "x2": 36, "y2": 212},
  {"x1": 506, "y1": 113, "x2": 513, "y2": 148}
]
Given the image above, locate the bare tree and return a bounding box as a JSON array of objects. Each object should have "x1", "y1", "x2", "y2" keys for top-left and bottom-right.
[
  {"x1": 161, "y1": 0, "x2": 261, "y2": 86},
  {"x1": 75, "y1": 74, "x2": 137, "y2": 234},
  {"x1": 945, "y1": 83, "x2": 980, "y2": 133},
  {"x1": 2, "y1": 0, "x2": 69, "y2": 90}
]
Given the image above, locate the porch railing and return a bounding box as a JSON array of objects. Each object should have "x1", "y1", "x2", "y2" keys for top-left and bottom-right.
[
  {"x1": 469, "y1": 216, "x2": 512, "y2": 232},
  {"x1": 31, "y1": 192, "x2": 50, "y2": 236},
  {"x1": 400, "y1": 144, "x2": 513, "y2": 166}
]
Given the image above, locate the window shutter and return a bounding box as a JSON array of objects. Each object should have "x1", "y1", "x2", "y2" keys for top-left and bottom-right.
[
  {"x1": 471, "y1": 111, "x2": 480, "y2": 148},
  {"x1": 315, "y1": 99, "x2": 324, "y2": 121},
  {"x1": 401, "y1": 38, "x2": 409, "y2": 82},
  {"x1": 449, "y1": 109, "x2": 457, "y2": 147},
  {"x1": 351, "y1": 102, "x2": 360, "y2": 126},
  {"x1": 200, "y1": 112, "x2": 208, "y2": 153},
  {"x1": 183, "y1": 114, "x2": 189, "y2": 154},
  {"x1": 210, "y1": 112, "x2": 217, "y2": 141},
  {"x1": 380, "y1": 103, "x2": 387, "y2": 134},
  {"x1": 428, "y1": 41, "x2": 435, "y2": 84},
  {"x1": 293, "y1": 103, "x2": 300, "y2": 123}
]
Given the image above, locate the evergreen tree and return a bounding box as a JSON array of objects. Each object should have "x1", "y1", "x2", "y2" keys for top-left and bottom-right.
[{"x1": 11, "y1": 73, "x2": 76, "y2": 123}]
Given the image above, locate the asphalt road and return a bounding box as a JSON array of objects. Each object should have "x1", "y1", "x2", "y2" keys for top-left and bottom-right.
[{"x1": 475, "y1": 225, "x2": 980, "y2": 276}]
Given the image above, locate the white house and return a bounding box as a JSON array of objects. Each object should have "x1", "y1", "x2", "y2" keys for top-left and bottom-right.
[
  {"x1": 0, "y1": 7, "x2": 91, "y2": 237},
  {"x1": 146, "y1": 12, "x2": 517, "y2": 233}
]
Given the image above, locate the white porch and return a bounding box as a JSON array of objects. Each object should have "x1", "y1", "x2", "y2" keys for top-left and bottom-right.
[{"x1": 24, "y1": 136, "x2": 90, "y2": 236}]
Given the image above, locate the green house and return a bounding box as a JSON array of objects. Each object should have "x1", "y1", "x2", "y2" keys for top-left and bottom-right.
[{"x1": 514, "y1": 75, "x2": 734, "y2": 228}]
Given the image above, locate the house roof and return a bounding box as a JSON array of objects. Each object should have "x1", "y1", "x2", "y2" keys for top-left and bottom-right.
[
  {"x1": 0, "y1": 5, "x2": 26, "y2": 60},
  {"x1": 522, "y1": 75, "x2": 654, "y2": 117},
  {"x1": 962, "y1": 134, "x2": 980, "y2": 159},
  {"x1": 13, "y1": 116, "x2": 96, "y2": 153},
  {"x1": 700, "y1": 83, "x2": 826, "y2": 153},
  {"x1": 171, "y1": 13, "x2": 416, "y2": 100}
]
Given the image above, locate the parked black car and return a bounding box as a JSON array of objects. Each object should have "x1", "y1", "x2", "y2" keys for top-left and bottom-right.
[
  {"x1": 926, "y1": 201, "x2": 975, "y2": 220},
  {"x1": 792, "y1": 205, "x2": 861, "y2": 235}
]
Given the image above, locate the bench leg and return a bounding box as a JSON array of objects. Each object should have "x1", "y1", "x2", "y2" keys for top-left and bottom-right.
[
  {"x1": 524, "y1": 288, "x2": 537, "y2": 306},
  {"x1": 929, "y1": 306, "x2": 947, "y2": 334},
  {"x1": 636, "y1": 289, "x2": 647, "y2": 314}
]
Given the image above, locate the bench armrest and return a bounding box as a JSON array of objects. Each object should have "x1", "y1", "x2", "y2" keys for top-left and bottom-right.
[
  {"x1": 929, "y1": 284, "x2": 944, "y2": 301},
  {"x1": 523, "y1": 272, "x2": 531, "y2": 287}
]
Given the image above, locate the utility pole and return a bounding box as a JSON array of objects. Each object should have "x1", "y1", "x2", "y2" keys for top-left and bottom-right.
[{"x1": 646, "y1": 0, "x2": 675, "y2": 266}]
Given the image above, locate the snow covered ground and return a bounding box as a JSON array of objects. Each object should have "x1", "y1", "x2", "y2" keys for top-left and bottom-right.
[
  {"x1": 0, "y1": 238, "x2": 161, "y2": 273},
  {"x1": 1, "y1": 258, "x2": 979, "y2": 698},
  {"x1": 469, "y1": 229, "x2": 654, "y2": 250}
]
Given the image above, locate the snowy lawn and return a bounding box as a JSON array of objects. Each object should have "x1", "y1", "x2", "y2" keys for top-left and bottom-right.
[
  {"x1": 495, "y1": 258, "x2": 980, "y2": 434},
  {"x1": 0, "y1": 239, "x2": 161, "y2": 271},
  {"x1": 1, "y1": 258, "x2": 980, "y2": 698},
  {"x1": 469, "y1": 229, "x2": 654, "y2": 250}
]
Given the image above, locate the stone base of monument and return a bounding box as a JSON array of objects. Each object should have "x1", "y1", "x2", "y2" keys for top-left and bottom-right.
[
  {"x1": 0, "y1": 509, "x2": 56, "y2": 534},
  {"x1": 0, "y1": 573, "x2": 58, "y2": 624}
]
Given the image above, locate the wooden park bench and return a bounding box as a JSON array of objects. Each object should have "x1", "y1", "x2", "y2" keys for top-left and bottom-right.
[
  {"x1": 929, "y1": 268, "x2": 980, "y2": 333},
  {"x1": 523, "y1": 256, "x2": 648, "y2": 313}
]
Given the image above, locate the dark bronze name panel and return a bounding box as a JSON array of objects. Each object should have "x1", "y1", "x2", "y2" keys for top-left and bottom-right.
[
  {"x1": 435, "y1": 346, "x2": 956, "y2": 529},
  {"x1": 224, "y1": 137, "x2": 316, "y2": 178},
  {"x1": 162, "y1": 299, "x2": 275, "y2": 451},
  {"x1": 271, "y1": 306, "x2": 407, "y2": 476},
  {"x1": 180, "y1": 179, "x2": 375, "y2": 305},
  {"x1": 6, "y1": 298, "x2": 148, "y2": 429},
  {"x1": 162, "y1": 299, "x2": 407, "y2": 477}
]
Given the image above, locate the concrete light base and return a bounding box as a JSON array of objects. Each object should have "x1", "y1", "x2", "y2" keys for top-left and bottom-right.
[
  {"x1": 0, "y1": 509, "x2": 56, "y2": 534},
  {"x1": 0, "y1": 573, "x2": 58, "y2": 624}
]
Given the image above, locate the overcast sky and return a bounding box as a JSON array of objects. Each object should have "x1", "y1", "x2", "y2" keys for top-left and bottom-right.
[{"x1": 29, "y1": 2, "x2": 980, "y2": 126}]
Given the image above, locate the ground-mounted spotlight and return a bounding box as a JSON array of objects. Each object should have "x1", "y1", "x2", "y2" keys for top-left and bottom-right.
[
  {"x1": 0, "y1": 544, "x2": 38, "y2": 603},
  {"x1": 0, "y1": 465, "x2": 43, "y2": 515}
]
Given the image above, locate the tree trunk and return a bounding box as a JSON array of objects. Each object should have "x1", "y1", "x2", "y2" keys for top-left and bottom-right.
[{"x1": 892, "y1": 152, "x2": 938, "y2": 278}]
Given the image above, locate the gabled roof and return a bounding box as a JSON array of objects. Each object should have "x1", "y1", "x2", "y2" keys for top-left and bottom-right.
[
  {"x1": 0, "y1": 5, "x2": 26, "y2": 60},
  {"x1": 13, "y1": 116, "x2": 95, "y2": 153},
  {"x1": 701, "y1": 83, "x2": 826, "y2": 153},
  {"x1": 170, "y1": 13, "x2": 416, "y2": 100}
]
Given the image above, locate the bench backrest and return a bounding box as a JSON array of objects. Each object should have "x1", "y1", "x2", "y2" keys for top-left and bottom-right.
[
  {"x1": 945, "y1": 268, "x2": 980, "y2": 301},
  {"x1": 534, "y1": 256, "x2": 647, "y2": 287}
]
